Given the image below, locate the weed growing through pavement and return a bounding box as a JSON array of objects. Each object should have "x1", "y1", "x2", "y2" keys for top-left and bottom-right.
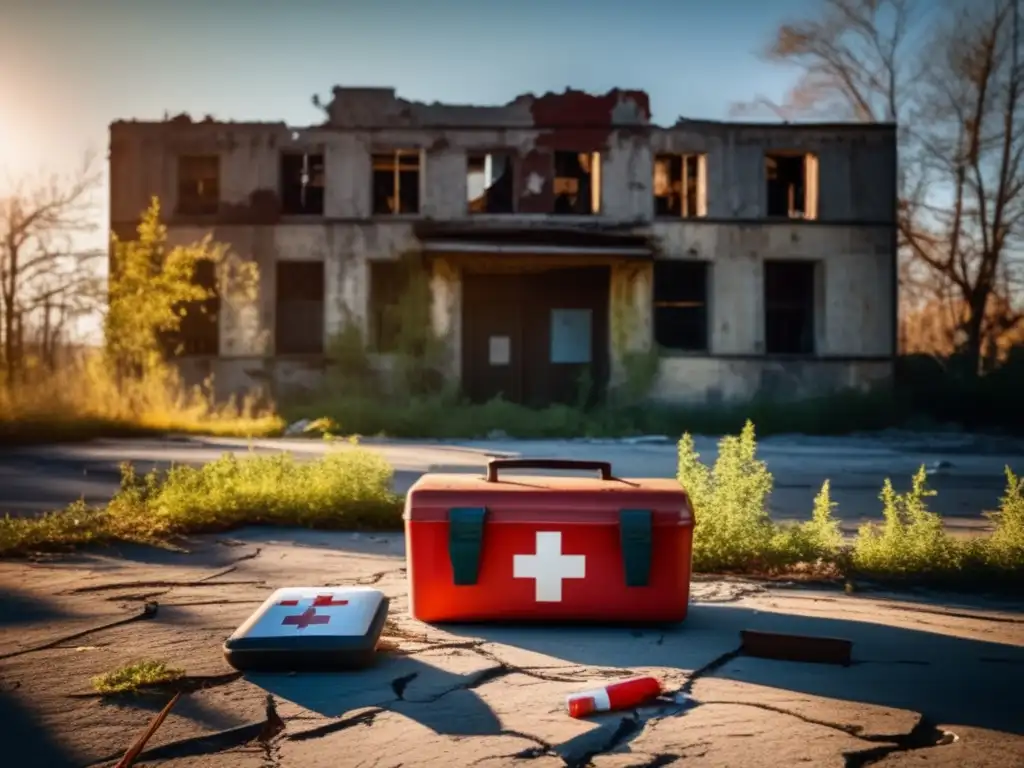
[
  {"x1": 0, "y1": 447, "x2": 402, "y2": 556},
  {"x1": 91, "y1": 660, "x2": 185, "y2": 695}
]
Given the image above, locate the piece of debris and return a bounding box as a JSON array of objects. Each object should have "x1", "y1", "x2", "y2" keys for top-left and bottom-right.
[
  {"x1": 740, "y1": 629, "x2": 853, "y2": 666},
  {"x1": 567, "y1": 676, "x2": 663, "y2": 718},
  {"x1": 114, "y1": 691, "x2": 181, "y2": 768}
]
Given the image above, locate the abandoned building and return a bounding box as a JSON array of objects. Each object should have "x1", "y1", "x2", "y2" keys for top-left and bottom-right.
[{"x1": 108, "y1": 86, "x2": 898, "y2": 406}]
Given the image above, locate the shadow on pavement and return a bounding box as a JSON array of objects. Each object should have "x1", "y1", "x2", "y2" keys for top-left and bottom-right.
[
  {"x1": 0, "y1": 688, "x2": 80, "y2": 768},
  {"x1": 439, "y1": 602, "x2": 1024, "y2": 736},
  {"x1": 248, "y1": 655, "x2": 502, "y2": 737},
  {"x1": 0, "y1": 586, "x2": 70, "y2": 628}
]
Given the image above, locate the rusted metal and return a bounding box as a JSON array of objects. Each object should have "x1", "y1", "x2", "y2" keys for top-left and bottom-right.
[{"x1": 740, "y1": 629, "x2": 853, "y2": 666}]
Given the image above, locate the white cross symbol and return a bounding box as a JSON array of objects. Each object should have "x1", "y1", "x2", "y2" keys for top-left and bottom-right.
[{"x1": 513, "y1": 531, "x2": 586, "y2": 602}]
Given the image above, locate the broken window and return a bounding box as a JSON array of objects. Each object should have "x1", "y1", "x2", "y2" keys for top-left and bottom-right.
[
  {"x1": 368, "y1": 261, "x2": 411, "y2": 352},
  {"x1": 275, "y1": 261, "x2": 325, "y2": 355},
  {"x1": 467, "y1": 152, "x2": 515, "y2": 213},
  {"x1": 765, "y1": 153, "x2": 819, "y2": 219},
  {"x1": 280, "y1": 152, "x2": 325, "y2": 215},
  {"x1": 653, "y1": 154, "x2": 707, "y2": 218},
  {"x1": 653, "y1": 260, "x2": 709, "y2": 352},
  {"x1": 764, "y1": 260, "x2": 817, "y2": 355},
  {"x1": 176, "y1": 155, "x2": 220, "y2": 215},
  {"x1": 372, "y1": 151, "x2": 421, "y2": 215},
  {"x1": 162, "y1": 259, "x2": 219, "y2": 356},
  {"x1": 553, "y1": 151, "x2": 601, "y2": 215}
]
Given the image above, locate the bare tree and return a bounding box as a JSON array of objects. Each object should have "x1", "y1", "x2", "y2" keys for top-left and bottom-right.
[
  {"x1": 904, "y1": 0, "x2": 1024, "y2": 372},
  {"x1": 736, "y1": 0, "x2": 1024, "y2": 372},
  {"x1": 0, "y1": 154, "x2": 104, "y2": 380},
  {"x1": 731, "y1": 0, "x2": 922, "y2": 124}
]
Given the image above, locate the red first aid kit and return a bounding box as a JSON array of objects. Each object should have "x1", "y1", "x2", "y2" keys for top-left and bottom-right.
[{"x1": 404, "y1": 458, "x2": 695, "y2": 624}]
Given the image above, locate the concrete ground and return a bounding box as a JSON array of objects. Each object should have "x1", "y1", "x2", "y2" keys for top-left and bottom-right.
[
  {"x1": 1, "y1": 431, "x2": 1022, "y2": 534},
  {"x1": 0, "y1": 530, "x2": 1021, "y2": 767}
]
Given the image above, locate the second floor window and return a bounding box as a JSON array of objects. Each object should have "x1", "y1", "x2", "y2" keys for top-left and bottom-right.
[
  {"x1": 177, "y1": 155, "x2": 220, "y2": 215},
  {"x1": 766, "y1": 153, "x2": 819, "y2": 219},
  {"x1": 280, "y1": 152, "x2": 325, "y2": 215},
  {"x1": 468, "y1": 152, "x2": 515, "y2": 213},
  {"x1": 553, "y1": 151, "x2": 601, "y2": 215},
  {"x1": 654, "y1": 154, "x2": 706, "y2": 218},
  {"x1": 373, "y1": 151, "x2": 421, "y2": 215}
]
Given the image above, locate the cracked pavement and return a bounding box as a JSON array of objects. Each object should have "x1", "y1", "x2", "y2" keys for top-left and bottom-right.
[{"x1": 0, "y1": 529, "x2": 1022, "y2": 767}]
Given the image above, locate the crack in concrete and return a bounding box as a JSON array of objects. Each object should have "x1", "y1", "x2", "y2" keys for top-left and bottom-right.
[
  {"x1": 68, "y1": 549, "x2": 264, "y2": 595},
  {"x1": 625, "y1": 753, "x2": 686, "y2": 767},
  {"x1": 697, "y1": 699, "x2": 864, "y2": 736},
  {"x1": 842, "y1": 716, "x2": 957, "y2": 768},
  {"x1": 679, "y1": 645, "x2": 744, "y2": 694},
  {"x1": 70, "y1": 579, "x2": 264, "y2": 595},
  {"x1": 0, "y1": 601, "x2": 159, "y2": 661},
  {"x1": 85, "y1": 694, "x2": 283, "y2": 767},
  {"x1": 196, "y1": 548, "x2": 263, "y2": 582},
  {"x1": 390, "y1": 672, "x2": 418, "y2": 699},
  {"x1": 693, "y1": 700, "x2": 956, "y2": 766},
  {"x1": 287, "y1": 708, "x2": 383, "y2": 742}
]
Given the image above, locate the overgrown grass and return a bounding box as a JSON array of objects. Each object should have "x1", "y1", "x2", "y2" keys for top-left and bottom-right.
[
  {"x1": 0, "y1": 444, "x2": 403, "y2": 556},
  {"x1": 283, "y1": 387, "x2": 908, "y2": 440},
  {"x1": 92, "y1": 660, "x2": 185, "y2": 695},
  {"x1": 678, "y1": 421, "x2": 1024, "y2": 588},
  {"x1": 1, "y1": 418, "x2": 1020, "y2": 589},
  {"x1": 0, "y1": 355, "x2": 285, "y2": 445}
]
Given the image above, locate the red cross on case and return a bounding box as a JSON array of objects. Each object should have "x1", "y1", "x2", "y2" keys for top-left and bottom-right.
[
  {"x1": 312, "y1": 595, "x2": 349, "y2": 607},
  {"x1": 276, "y1": 594, "x2": 349, "y2": 608},
  {"x1": 281, "y1": 607, "x2": 331, "y2": 630}
]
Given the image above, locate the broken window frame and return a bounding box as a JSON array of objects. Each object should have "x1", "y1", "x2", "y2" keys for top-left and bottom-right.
[
  {"x1": 653, "y1": 259, "x2": 710, "y2": 353},
  {"x1": 176, "y1": 154, "x2": 221, "y2": 216},
  {"x1": 280, "y1": 150, "x2": 326, "y2": 215},
  {"x1": 653, "y1": 153, "x2": 707, "y2": 218},
  {"x1": 765, "y1": 152, "x2": 819, "y2": 220},
  {"x1": 274, "y1": 261, "x2": 325, "y2": 356},
  {"x1": 372, "y1": 150, "x2": 422, "y2": 216},
  {"x1": 467, "y1": 151, "x2": 517, "y2": 214},
  {"x1": 763, "y1": 259, "x2": 818, "y2": 356},
  {"x1": 552, "y1": 151, "x2": 602, "y2": 215}
]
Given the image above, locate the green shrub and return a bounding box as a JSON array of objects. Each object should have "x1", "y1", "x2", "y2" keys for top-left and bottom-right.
[
  {"x1": 0, "y1": 446, "x2": 403, "y2": 557},
  {"x1": 678, "y1": 420, "x2": 842, "y2": 573},
  {"x1": 980, "y1": 467, "x2": 1024, "y2": 571},
  {"x1": 852, "y1": 466, "x2": 965, "y2": 578}
]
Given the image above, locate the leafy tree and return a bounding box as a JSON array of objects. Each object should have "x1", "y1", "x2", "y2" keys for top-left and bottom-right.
[{"x1": 105, "y1": 197, "x2": 248, "y2": 377}]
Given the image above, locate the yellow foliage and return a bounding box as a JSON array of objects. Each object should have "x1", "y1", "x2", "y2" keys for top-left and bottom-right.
[{"x1": 0, "y1": 352, "x2": 283, "y2": 440}]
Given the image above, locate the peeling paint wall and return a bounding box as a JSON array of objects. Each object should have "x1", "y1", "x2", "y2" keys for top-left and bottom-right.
[{"x1": 109, "y1": 87, "x2": 897, "y2": 404}]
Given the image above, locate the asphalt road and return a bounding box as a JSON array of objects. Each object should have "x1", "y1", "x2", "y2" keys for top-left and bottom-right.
[{"x1": 1, "y1": 433, "x2": 1022, "y2": 534}]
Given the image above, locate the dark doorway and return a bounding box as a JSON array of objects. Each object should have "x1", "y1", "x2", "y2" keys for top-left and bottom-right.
[{"x1": 461, "y1": 266, "x2": 610, "y2": 407}]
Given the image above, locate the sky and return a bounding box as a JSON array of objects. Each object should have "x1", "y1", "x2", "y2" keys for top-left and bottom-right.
[{"x1": 0, "y1": 0, "x2": 823, "y2": 339}]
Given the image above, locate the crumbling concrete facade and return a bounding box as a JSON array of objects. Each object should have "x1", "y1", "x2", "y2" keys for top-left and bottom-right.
[{"x1": 108, "y1": 86, "x2": 897, "y2": 406}]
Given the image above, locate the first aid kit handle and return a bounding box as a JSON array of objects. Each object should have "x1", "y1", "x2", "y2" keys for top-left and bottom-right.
[{"x1": 485, "y1": 458, "x2": 613, "y2": 482}]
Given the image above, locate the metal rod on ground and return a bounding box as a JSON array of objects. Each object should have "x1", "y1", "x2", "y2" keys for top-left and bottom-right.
[{"x1": 114, "y1": 691, "x2": 182, "y2": 768}]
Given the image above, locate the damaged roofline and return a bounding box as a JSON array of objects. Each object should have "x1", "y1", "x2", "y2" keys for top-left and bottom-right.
[{"x1": 110, "y1": 85, "x2": 897, "y2": 132}]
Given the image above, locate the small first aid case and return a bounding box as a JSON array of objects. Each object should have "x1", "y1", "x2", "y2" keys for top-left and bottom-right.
[
  {"x1": 223, "y1": 586, "x2": 389, "y2": 672},
  {"x1": 404, "y1": 458, "x2": 696, "y2": 624}
]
